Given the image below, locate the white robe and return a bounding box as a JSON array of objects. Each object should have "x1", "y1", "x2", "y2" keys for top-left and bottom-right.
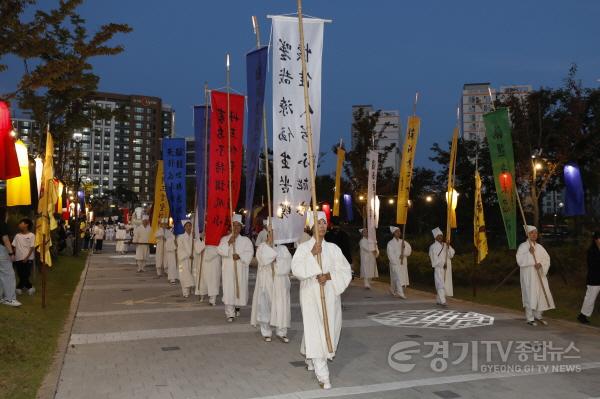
[
  {"x1": 428, "y1": 241, "x2": 454, "y2": 297},
  {"x1": 292, "y1": 238, "x2": 352, "y2": 360},
  {"x1": 156, "y1": 228, "x2": 177, "y2": 280},
  {"x1": 217, "y1": 234, "x2": 254, "y2": 307},
  {"x1": 255, "y1": 229, "x2": 268, "y2": 248},
  {"x1": 516, "y1": 241, "x2": 555, "y2": 311},
  {"x1": 133, "y1": 225, "x2": 152, "y2": 261},
  {"x1": 196, "y1": 244, "x2": 221, "y2": 297},
  {"x1": 359, "y1": 238, "x2": 379, "y2": 279},
  {"x1": 176, "y1": 233, "x2": 195, "y2": 289},
  {"x1": 192, "y1": 238, "x2": 205, "y2": 289},
  {"x1": 115, "y1": 229, "x2": 127, "y2": 252},
  {"x1": 387, "y1": 238, "x2": 411, "y2": 286},
  {"x1": 251, "y1": 244, "x2": 292, "y2": 329}
]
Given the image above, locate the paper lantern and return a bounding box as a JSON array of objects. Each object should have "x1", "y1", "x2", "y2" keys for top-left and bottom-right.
[
  {"x1": 563, "y1": 163, "x2": 585, "y2": 216},
  {"x1": 0, "y1": 101, "x2": 20, "y2": 180},
  {"x1": 499, "y1": 172, "x2": 513, "y2": 193},
  {"x1": 343, "y1": 194, "x2": 353, "y2": 222},
  {"x1": 6, "y1": 140, "x2": 31, "y2": 206},
  {"x1": 321, "y1": 202, "x2": 331, "y2": 225},
  {"x1": 445, "y1": 188, "x2": 459, "y2": 229}
]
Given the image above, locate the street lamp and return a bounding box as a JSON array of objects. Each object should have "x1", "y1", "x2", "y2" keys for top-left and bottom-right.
[
  {"x1": 425, "y1": 195, "x2": 433, "y2": 203},
  {"x1": 388, "y1": 198, "x2": 394, "y2": 205},
  {"x1": 358, "y1": 195, "x2": 365, "y2": 201},
  {"x1": 72, "y1": 132, "x2": 83, "y2": 256},
  {"x1": 534, "y1": 162, "x2": 543, "y2": 171}
]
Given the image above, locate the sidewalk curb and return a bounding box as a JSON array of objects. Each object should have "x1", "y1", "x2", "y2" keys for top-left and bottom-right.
[{"x1": 36, "y1": 253, "x2": 92, "y2": 399}]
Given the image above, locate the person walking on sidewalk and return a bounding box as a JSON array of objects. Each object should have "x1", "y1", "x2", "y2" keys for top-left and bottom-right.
[
  {"x1": 429, "y1": 227, "x2": 454, "y2": 306},
  {"x1": 292, "y1": 211, "x2": 352, "y2": 390},
  {"x1": 217, "y1": 214, "x2": 253, "y2": 322},
  {"x1": 359, "y1": 228, "x2": 379, "y2": 290},
  {"x1": 387, "y1": 226, "x2": 412, "y2": 298},
  {"x1": 578, "y1": 231, "x2": 600, "y2": 324},
  {"x1": 12, "y1": 218, "x2": 35, "y2": 296},
  {"x1": 251, "y1": 222, "x2": 292, "y2": 343},
  {"x1": 0, "y1": 209, "x2": 21, "y2": 307},
  {"x1": 133, "y1": 216, "x2": 151, "y2": 272},
  {"x1": 516, "y1": 225, "x2": 555, "y2": 326},
  {"x1": 176, "y1": 220, "x2": 195, "y2": 298}
]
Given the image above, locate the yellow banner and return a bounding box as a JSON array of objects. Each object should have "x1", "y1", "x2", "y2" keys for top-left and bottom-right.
[
  {"x1": 7, "y1": 140, "x2": 31, "y2": 206},
  {"x1": 35, "y1": 131, "x2": 58, "y2": 266},
  {"x1": 149, "y1": 160, "x2": 170, "y2": 244},
  {"x1": 474, "y1": 171, "x2": 488, "y2": 263},
  {"x1": 446, "y1": 127, "x2": 459, "y2": 238},
  {"x1": 332, "y1": 146, "x2": 345, "y2": 216},
  {"x1": 396, "y1": 116, "x2": 420, "y2": 224}
]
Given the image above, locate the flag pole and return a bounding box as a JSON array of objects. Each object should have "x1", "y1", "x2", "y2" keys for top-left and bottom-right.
[
  {"x1": 444, "y1": 108, "x2": 460, "y2": 282},
  {"x1": 399, "y1": 92, "x2": 419, "y2": 267},
  {"x1": 297, "y1": 0, "x2": 333, "y2": 353},
  {"x1": 252, "y1": 16, "x2": 275, "y2": 278},
  {"x1": 226, "y1": 54, "x2": 240, "y2": 299},
  {"x1": 195, "y1": 83, "x2": 210, "y2": 295}
]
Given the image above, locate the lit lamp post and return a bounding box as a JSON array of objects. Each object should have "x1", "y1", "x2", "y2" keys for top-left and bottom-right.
[{"x1": 73, "y1": 132, "x2": 83, "y2": 255}]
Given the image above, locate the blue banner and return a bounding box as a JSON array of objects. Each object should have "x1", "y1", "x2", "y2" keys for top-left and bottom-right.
[
  {"x1": 343, "y1": 194, "x2": 353, "y2": 222},
  {"x1": 194, "y1": 105, "x2": 210, "y2": 232},
  {"x1": 244, "y1": 46, "x2": 268, "y2": 234},
  {"x1": 162, "y1": 138, "x2": 187, "y2": 235},
  {"x1": 563, "y1": 163, "x2": 585, "y2": 216}
]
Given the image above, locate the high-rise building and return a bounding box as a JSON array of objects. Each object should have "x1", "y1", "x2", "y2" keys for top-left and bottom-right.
[
  {"x1": 462, "y1": 83, "x2": 532, "y2": 141},
  {"x1": 351, "y1": 105, "x2": 402, "y2": 174}
]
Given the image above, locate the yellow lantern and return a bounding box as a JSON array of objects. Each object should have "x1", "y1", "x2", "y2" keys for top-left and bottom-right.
[{"x1": 6, "y1": 140, "x2": 31, "y2": 206}]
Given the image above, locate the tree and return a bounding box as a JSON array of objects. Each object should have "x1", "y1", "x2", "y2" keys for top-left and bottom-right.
[
  {"x1": 0, "y1": 0, "x2": 131, "y2": 180},
  {"x1": 337, "y1": 107, "x2": 397, "y2": 221},
  {"x1": 104, "y1": 185, "x2": 139, "y2": 210},
  {"x1": 498, "y1": 65, "x2": 600, "y2": 227}
]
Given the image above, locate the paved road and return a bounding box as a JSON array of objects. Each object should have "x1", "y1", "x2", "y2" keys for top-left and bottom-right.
[{"x1": 55, "y1": 243, "x2": 600, "y2": 399}]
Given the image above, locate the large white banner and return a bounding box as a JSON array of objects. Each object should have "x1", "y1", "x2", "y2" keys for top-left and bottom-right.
[
  {"x1": 272, "y1": 16, "x2": 324, "y2": 244},
  {"x1": 367, "y1": 150, "x2": 379, "y2": 244}
]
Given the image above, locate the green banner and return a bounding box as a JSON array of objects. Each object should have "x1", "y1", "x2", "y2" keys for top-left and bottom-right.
[{"x1": 483, "y1": 108, "x2": 517, "y2": 249}]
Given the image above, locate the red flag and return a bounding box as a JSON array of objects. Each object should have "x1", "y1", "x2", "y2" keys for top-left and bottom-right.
[
  {"x1": 205, "y1": 91, "x2": 245, "y2": 245},
  {"x1": 0, "y1": 101, "x2": 20, "y2": 180}
]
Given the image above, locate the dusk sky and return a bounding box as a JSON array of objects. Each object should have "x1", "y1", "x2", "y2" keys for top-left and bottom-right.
[{"x1": 2, "y1": 0, "x2": 600, "y2": 174}]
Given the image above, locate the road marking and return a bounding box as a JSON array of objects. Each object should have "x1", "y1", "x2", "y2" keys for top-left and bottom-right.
[
  {"x1": 76, "y1": 300, "x2": 436, "y2": 317},
  {"x1": 247, "y1": 362, "x2": 600, "y2": 399}
]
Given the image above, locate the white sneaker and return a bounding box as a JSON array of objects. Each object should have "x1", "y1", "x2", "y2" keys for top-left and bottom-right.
[
  {"x1": 2, "y1": 299, "x2": 22, "y2": 307},
  {"x1": 199, "y1": 295, "x2": 206, "y2": 302},
  {"x1": 306, "y1": 359, "x2": 314, "y2": 371},
  {"x1": 15, "y1": 289, "x2": 22, "y2": 295},
  {"x1": 320, "y1": 380, "x2": 332, "y2": 390},
  {"x1": 28, "y1": 287, "x2": 36, "y2": 296}
]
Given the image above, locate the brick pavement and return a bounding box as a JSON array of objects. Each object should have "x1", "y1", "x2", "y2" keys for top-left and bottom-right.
[{"x1": 54, "y1": 243, "x2": 600, "y2": 399}]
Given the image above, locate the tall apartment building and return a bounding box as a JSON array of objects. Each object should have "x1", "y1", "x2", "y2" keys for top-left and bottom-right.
[
  {"x1": 12, "y1": 93, "x2": 175, "y2": 203},
  {"x1": 462, "y1": 83, "x2": 532, "y2": 141},
  {"x1": 351, "y1": 105, "x2": 402, "y2": 174}
]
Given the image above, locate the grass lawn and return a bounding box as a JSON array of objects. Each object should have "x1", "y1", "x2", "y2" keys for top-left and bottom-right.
[{"x1": 0, "y1": 253, "x2": 87, "y2": 399}]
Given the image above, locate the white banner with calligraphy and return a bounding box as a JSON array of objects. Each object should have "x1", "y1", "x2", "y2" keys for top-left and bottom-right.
[
  {"x1": 367, "y1": 150, "x2": 378, "y2": 244},
  {"x1": 271, "y1": 16, "x2": 324, "y2": 244}
]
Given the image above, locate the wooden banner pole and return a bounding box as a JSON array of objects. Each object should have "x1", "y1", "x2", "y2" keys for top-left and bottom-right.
[{"x1": 297, "y1": 0, "x2": 333, "y2": 353}]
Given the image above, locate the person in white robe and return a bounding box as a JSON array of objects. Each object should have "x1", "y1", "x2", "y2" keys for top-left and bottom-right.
[
  {"x1": 292, "y1": 211, "x2": 352, "y2": 390},
  {"x1": 386, "y1": 226, "x2": 412, "y2": 298},
  {"x1": 115, "y1": 224, "x2": 127, "y2": 254},
  {"x1": 176, "y1": 220, "x2": 196, "y2": 297},
  {"x1": 195, "y1": 239, "x2": 221, "y2": 306},
  {"x1": 154, "y1": 220, "x2": 170, "y2": 278},
  {"x1": 217, "y1": 214, "x2": 254, "y2": 321},
  {"x1": 359, "y1": 228, "x2": 379, "y2": 289},
  {"x1": 428, "y1": 227, "x2": 454, "y2": 306},
  {"x1": 133, "y1": 216, "x2": 152, "y2": 272},
  {"x1": 516, "y1": 225, "x2": 555, "y2": 326},
  {"x1": 255, "y1": 219, "x2": 268, "y2": 248},
  {"x1": 251, "y1": 222, "x2": 292, "y2": 342}
]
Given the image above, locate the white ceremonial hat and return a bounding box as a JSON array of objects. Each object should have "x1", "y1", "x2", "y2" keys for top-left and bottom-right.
[
  {"x1": 142, "y1": 215, "x2": 149, "y2": 221},
  {"x1": 432, "y1": 227, "x2": 443, "y2": 238},
  {"x1": 232, "y1": 213, "x2": 244, "y2": 225},
  {"x1": 181, "y1": 219, "x2": 192, "y2": 227},
  {"x1": 524, "y1": 225, "x2": 537, "y2": 233},
  {"x1": 307, "y1": 211, "x2": 327, "y2": 229},
  {"x1": 359, "y1": 228, "x2": 364, "y2": 234},
  {"x1": 389, "y1": 226, "x2": 400, "y2": 234}
]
